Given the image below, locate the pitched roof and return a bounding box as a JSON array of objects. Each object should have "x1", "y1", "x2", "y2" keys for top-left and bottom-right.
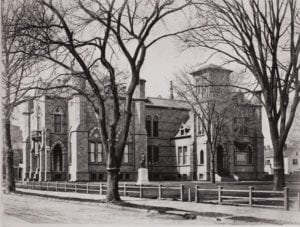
[{"x1": 146, "y1": 97, "x2": 191, "y2": 110}]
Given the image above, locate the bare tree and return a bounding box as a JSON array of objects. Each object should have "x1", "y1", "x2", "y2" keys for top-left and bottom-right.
[
  {"x1": 1, "y1": 0, "x2": 48, "y2": 193},
  {"x1": 20, "y1": 0, "x2": 195, "y2": 202},
  {"x1": 175, "y1": 68, "x2": 248, "y2": 183},
  {"x1": 182, "y1": 0, "x2": 300, "y2": 190}
]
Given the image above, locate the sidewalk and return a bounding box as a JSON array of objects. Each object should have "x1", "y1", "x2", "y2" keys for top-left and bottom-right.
[{"x1": 14, "y1": 188, "x2": 300, "y2": 224}]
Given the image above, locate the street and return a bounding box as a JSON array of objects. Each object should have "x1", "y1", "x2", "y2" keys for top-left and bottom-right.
[
  {"x1": 2, "y1": 193, "x2": 214, "y2": 226},
  {"x1": 3, "y1": 191, "x2": 296, "y2": 226}
]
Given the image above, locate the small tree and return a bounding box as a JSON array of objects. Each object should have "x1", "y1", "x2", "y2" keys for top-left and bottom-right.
[
  {"x1": 20, "y1": 0, "x2": 194, "y2": 202},
  {"x1": 182, "y1": 0, "x2": 300, "y2": 190}
]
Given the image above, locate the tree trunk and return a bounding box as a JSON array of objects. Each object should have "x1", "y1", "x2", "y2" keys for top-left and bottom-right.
[
  {"x1": 273, "y1": 145, "x2": 285, "y2": 190},
  {"x1": 269, "y1": 118, "x2": 285, "y2": 191},
  {"x1": 210, "y1": 155, "x2": 216, "y2": 184},
  {"x1": 106, "y1": 169, "x2": 121, "y2": 202},
  {"x1": 5, "y1": 120, "x2": 15, "y2": 193},
  {"x1": 105, "y1": 144, "x2": 121, "y2": 202}
]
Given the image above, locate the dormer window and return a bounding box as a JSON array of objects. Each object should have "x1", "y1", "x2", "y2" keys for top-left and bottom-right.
[
  {"x1": 180, "y1": 126, "x2": 184, "y2": 136},
  {"x1": 53, "y1": 106, "x2": 63, "y2": 133}
]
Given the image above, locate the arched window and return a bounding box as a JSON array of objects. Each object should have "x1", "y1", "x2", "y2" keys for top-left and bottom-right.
[
  {"x1": 153, "y1": 116, "x2": 159, "y2": 137},
  {"x1": 146, "y1": 116, "x2": 152, "y2": 137},
  {"x1": 247, "y1": 146, "x2": 253, "y2": 164},
  {"x1": 89, "y1": 127, "x2": 104, "y2": 163},
  {"x1": 199, "y1": 150, "x2": 204, "y2": 164},
  {"x1": 53, "y1": 106, "x2": 63, "y2": 133}
]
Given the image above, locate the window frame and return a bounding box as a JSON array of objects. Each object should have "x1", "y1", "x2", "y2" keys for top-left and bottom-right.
[
  {"x1": 148, "y1": 145, "x2": 159, "y2": 166},
  {"x1": 199, "y1": 149, "x2": 204, "y2": 165},
  {"x1": 146, "y1": 115, "x2": 152, "y2": 137},
  {"x1": 53, "y1": 106, "x2": 63, "y2": 133},
  {"x1": 153, "y1": 116, "x2": 159, "y2": 137}
]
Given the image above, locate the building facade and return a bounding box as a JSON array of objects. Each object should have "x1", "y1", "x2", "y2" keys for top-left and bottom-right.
[
  {"x1": 19, "y1": 65, "x2": 265, "y2": 182},
  {"x1": 265, "y1": 144, "x2": 300, "y2": 175}
]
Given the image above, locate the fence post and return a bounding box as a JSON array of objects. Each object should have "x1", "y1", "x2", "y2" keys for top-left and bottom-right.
[
  {"x1": 87, "y1": 183, "x2": 89, "y2": 194},
  {"x1": 75, "y1": 182, "x2": 77, "y2": 193},
  {"x1": 195, "y1": 185, "x2": 198, "y2": 203},
  {"x1": 284, "y1": 187, "x2": 289, "y2": 211},
  {"x1": 180, "y1": 184, "x2": 184, "y2": 202},
  {"x1": 46, "y1": 181, "x2": 49, "y2": 191},
  {"x1": 124, "y1": 183, "x2": 127, "y2": 196},
  {"x1": 56, "y1": 181, "x2": 58, "y2": 191},
  {"x1": 139, "y1": 184, "x2": 143, "y2": 198},
  {"x1": 99, "y1": 183, "x2": 102, "y2": 195},
  {"x1": 297, "y1": 192, "x2": 300, "y2": 212},
  {"x1": 65, "y1": 182, "x2": 67, "y2": 192},
  {"x1": 248, "y1": 186, "x2": 253, "y2": 206},
  {"x1": 188, "y1": 188, "x2": 191, "y2": 202},
  {"x1": 218, "y1": 186, "x2": 223, "y2": 204},
  {"x1": 158, "y1": 184, "x2": 162, "y2": 199}
]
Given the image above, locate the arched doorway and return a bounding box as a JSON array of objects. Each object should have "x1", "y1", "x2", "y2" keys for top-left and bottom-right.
[
  {"x1": 217, "y1": 145, "x2": 224, "y2": 175},
  {"x1": 53, "y1": 144, "x2": 63, "y2": 179}
]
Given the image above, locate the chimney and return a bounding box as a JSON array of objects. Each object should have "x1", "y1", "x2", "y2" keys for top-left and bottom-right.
[
  {"x1": 169, "y1": 81, "x2": 174, "y2": 100},
  {"x1": 133, "y1": 79, "x2": 146, "y2": 99}
]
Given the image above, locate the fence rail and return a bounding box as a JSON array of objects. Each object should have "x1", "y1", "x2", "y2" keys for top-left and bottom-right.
[
  {"x1": 15, "y1": 181, "x2": 183, "y2": 201},
  {"x1": 15, "y1": 181, "x2": 299, "y2": 211},
  {"x1": 195, "y1": 185, "x2": 291, "y2": 210}
]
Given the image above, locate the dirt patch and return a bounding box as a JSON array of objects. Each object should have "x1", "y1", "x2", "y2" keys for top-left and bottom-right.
[{"x1": 226, "y1": 215, "x2": 285, "y2": 225}]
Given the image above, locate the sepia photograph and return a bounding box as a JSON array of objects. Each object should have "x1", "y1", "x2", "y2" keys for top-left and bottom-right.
[{"x1": 1, "y1": 0, "x2": 300, "y2": 226}]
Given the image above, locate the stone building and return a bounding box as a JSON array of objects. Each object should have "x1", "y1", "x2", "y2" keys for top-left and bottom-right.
[{"x1": 19, "y1": 65, "x2": 264, "y2": 182}]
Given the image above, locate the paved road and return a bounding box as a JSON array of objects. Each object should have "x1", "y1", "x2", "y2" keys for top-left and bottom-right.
[{"x1": 2, "y1": 193, "x2": 214, "y2": 226}]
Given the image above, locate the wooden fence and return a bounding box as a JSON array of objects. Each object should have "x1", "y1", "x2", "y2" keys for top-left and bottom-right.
[
  {"x1": 194, "y1": 185, "x2": 293, "y2": 210},
  {"x1": 15, "y1": 181, "x2": 184, "y2": 201},
  {"x1": 15, "y1": 181, "x2": 299, "y2": 211}
]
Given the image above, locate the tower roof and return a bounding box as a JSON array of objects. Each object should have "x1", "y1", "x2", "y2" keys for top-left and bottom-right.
[{"x1": 191, "y1": 64, "x2": 233, "y2": 76}]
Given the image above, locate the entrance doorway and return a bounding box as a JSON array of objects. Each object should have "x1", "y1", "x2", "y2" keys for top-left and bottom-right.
[{"x1": 53, "y1": 144, "x2": 63, "y2": 180}]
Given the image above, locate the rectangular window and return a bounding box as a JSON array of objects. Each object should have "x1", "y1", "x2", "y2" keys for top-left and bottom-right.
[
  {"x1": 146, "y1": 118, "x2": 152, "y2": 137},
  {"x1": 293, "y1": 159, "x2": 298, "y2": 165},
  {"x1": 178, "y1": 147, "x2": 183, "y2": 165},
  {"x1": 183, "y1": 146, "x2": 188, "y2": 165},
  {"x1": 89, "y1": 143, "x2": 95, "y2": 162},
  {"x1": 148, "y1": 145, "x2": 159, "y2": 165},
  {"x1": 147, "y1": 145, "x2": 152, "y2": 165},
  {"x1": 153, "y1": 120, "x2": 159, "y2": 137},
  {"x1": 54, "y1": 115, "x2": 62, "y2": 132},
  {"x1": 90, "y1": 173, "x2": 97, "y2": 181},
  {"x1": 97, "y1": 143, "x2": 103, "y2": 162},
  {"x1": 153, "y1": 146, "x2": 159, "y2": 165},
  {"x1": 123, "y1": 145, "x2": 129, "y2": 163},
  {"x1": 197, "y1": 116, "x2": 204, "y2": 135}
]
